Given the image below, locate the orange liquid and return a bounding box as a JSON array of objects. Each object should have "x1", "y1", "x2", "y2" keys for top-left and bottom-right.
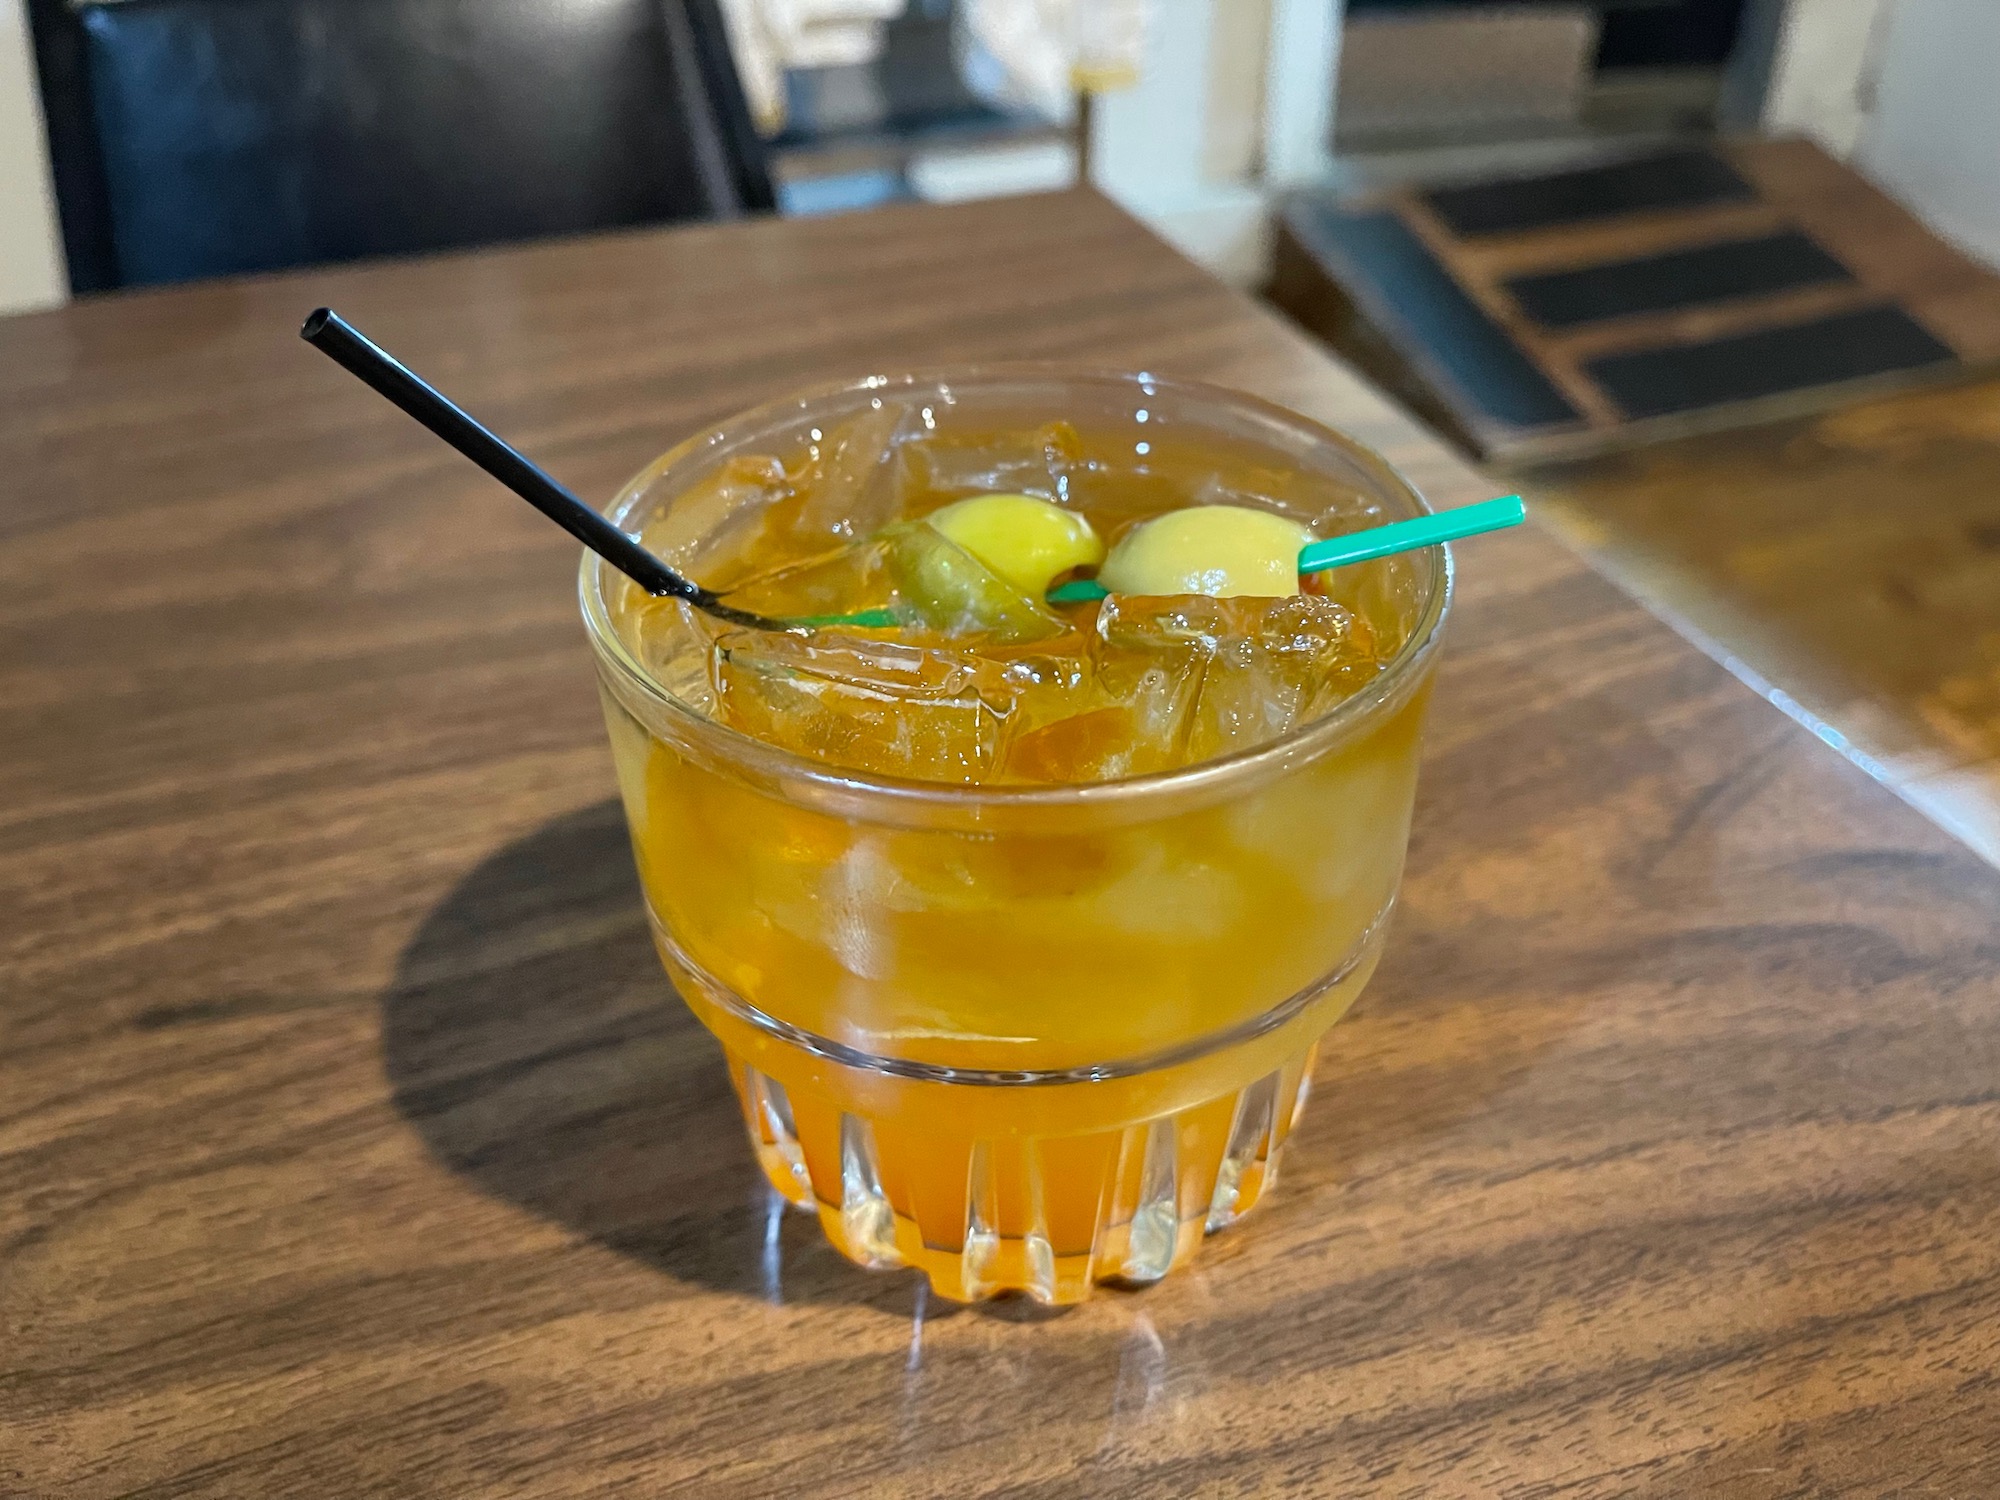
[{"x1": 597, "y1": 409, "x2": 1440, "y2": 1301}]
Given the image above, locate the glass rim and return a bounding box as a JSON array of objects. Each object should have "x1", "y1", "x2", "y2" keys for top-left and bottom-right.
[{"x1": 579, "y1": 365, "x2": 1453, "y2": 811}]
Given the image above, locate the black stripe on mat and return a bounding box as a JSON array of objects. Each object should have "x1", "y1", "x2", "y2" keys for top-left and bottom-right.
[
  {"x1": 1585, "y1": 305, "x2": 1957, "y2": 420},
  {"x1": 1425, "y1": 149, "x2": 1756, "y2": 238},
  {"x1": 1506, "y1": 232, "x2": 1854, "y2": 329}
]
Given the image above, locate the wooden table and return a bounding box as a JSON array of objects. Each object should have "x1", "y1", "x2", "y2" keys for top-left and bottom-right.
[
  {"x1": 1527, "y1": 374, "x2": 2000, "y2": 873},
  {"x1": 6, "y1": 192, "x2": 1999, "y2": 1497}
]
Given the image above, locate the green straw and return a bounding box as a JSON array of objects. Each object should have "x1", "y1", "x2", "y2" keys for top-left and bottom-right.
[
  {"x1": 790, "y1": 606, "x2": 902, "y2": 628},
  {"x1": 788, "y1": 494, "x2": 1525, "y2": 626}
]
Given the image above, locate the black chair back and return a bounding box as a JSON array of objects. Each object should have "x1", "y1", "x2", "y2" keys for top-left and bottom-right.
[{"x1": 28, "y1": 0, "x2": 774, "y2": 292}]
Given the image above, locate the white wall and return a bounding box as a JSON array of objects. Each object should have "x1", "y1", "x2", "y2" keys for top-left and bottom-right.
[
  {"x1": 1091, "y1": 0, "x2": 1337, "y2": 287},
  {"x1": 1761, "y1": 0, "x2": 1894, "y2": 156},
  {"x1": 0, "y1": 0, "x2": 67, "y2": 314},
  {"x1": 1092, "y1": 0, "x2": 1270, "y2": 286},
  {"x1": 1763, "y1": 0, "x2": 2000, "y2": 270},
  {"x1": 1854, "y1": 0, "x2": 2000, "y2": 269}
]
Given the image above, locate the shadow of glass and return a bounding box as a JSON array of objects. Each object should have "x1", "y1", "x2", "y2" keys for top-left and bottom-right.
[{"x1": 379, "y1": 799, "x2": 932, "y2": 1313}]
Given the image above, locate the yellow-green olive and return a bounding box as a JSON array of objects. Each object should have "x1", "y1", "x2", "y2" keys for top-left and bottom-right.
[{"x1": 1098, "y1": 506, "x2": 1310, "y2": 598}]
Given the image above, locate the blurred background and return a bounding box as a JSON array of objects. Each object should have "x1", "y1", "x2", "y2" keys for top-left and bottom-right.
[
  {"x1": 4, "y1": 0, "x2": 1995, "y2": 310},
  {"x1": 5, "y1": 0, "x2": 2000, "y2": 869}
]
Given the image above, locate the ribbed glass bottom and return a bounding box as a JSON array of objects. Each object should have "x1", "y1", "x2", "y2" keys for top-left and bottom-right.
[
  {"x1": 656, "y1": 912, "x2": 1384, "y2": 1304},
  {"x1": 727, "y1": 1040, "x2": 1322, "y2": 1304}
]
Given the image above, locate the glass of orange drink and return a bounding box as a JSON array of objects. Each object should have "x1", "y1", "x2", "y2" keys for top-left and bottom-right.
[{"x1": 581, "y1": 371, "x2": 1448, "y2": 1303}]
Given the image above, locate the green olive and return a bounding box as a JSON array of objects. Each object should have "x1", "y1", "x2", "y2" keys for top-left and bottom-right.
[
  {"x1": 1098, "y1": 506, "x2": 1311, "y2": 598},
  {"x1": 883, "y1": 522, "x2": 1063, "y2": 642},
  {"x1": 925, "y1": 494, "x2": 1104, "y2": 598}
]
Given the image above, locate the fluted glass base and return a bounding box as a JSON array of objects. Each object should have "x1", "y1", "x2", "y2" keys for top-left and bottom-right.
[
  {"x1": 731, "y1": 1043, "x2": 1320, "y2": 1304},
  {"x1": 653, "y1": 907, "x2": 1384, "y2": 1305}
]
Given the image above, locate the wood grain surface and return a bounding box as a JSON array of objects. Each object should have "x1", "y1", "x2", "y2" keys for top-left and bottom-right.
[
  {"x1": 5, "y1": 191, "x2": 2000, "y2": 1498},
  {"x1": 1527, "y1": 372, "x2": 2000, "y2": 873}
]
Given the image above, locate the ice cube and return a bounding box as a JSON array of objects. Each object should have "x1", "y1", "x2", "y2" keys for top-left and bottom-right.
[
  {"x1": 719, "y1": 536, "x2": 897, "y2": 624},
  {"x1": 1003, "y1": 691, "x2": 1196, "y2": 782},
  {"x1": 999, "y1": 628, "x2": 1203, "y2": 783},
  {"x1": 624, "y1": 596, "x2": 724, "y2": 715},
  {"x1": 711, "y1": 631, "x2": 1021, "y2": 783},
  {"x1": 638, "y1": 454, "x2": 793, "y2": 590},
  {"x1": 904, "y1": 420, "x2": 1090, "y2": 505},
  {"x1": 991, "y1": 650, "x2": 1092, "y2": 726},
  {"x1": 1306, "y1": 553, "x2": 1423, "y2": 656},
  {"x1": 1187, "y1": 470, "x2": 1384, "y2": 535},
  {"x1": 1095, "y1": 593, "x2": 1383, "y2": 761},
  {"x1": 785, "y1": 403, "x2": 922, "y2": 544}
]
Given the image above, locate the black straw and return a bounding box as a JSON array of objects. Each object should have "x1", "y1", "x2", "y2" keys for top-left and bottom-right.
[{"x1": 300, "y1": 308, "x2": 785, "y2": 630}]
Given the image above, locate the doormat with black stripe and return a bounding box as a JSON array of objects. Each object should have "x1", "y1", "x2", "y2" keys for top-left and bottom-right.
[{"x1": 1269, "y1": 139, "x2": 2000, "y2": 465}]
